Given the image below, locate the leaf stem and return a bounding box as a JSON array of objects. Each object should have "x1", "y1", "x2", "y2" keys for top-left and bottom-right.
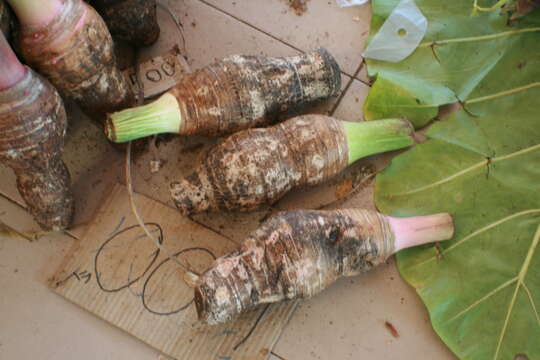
[
  {"x1": 388, "y1": 213, "x2": 454, "y2": 252},
  {"x1": 343, "y1": 118, "x2": 414, "y2": 165},
  {"x1": 106, "y1": 93, "x2": 182, "y2": 143}
]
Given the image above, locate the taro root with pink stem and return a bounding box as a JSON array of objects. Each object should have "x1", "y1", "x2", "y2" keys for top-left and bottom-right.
[
  {"x1": 0, "y1": 32, "x2": 74, "y2": 231},
  {"x1": 195, "y1": 209, "x2": 454, "y2": 325},
  {"x1": 7, "y1": 0, "x2": 135, "y2": 123}
]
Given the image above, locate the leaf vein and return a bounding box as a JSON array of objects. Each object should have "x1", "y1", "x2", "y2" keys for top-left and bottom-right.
[
  {"x1": 445, "y1": 277, "x2": 518, "y2": 323},
  {"x1": 419, "y1": 27, "x2": 540, "y2": 47},
  {"x1": 494, "y1": 225, "x2": 540, "y2": 360},
  {"x1": 493, "y1": 279, "x2": 521, "y2": 360},
  {"x1": 392, "y1": 161, "x2": 486, "y2": 196},
  {"x1": 414, "y1": 209, "x2": 540, "y2": 268},
  {"x1": 392, "y1": 144, "x2": 540, "y2": 197},
  {"x1": 466, "y1": 82, "x2": 540, "y2": 104},
  {"x1": 522, "y1": 282, "x2": 540, "y2": 331}
]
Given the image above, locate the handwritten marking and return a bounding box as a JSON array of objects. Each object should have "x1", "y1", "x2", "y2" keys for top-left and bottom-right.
[
  {"x1": 94, "y1": 223, "x2": 163, "y2": 293},
  {"x1": 233, "y1": 304, "x2": 271, "y2": 351},
  {"x1": 55, "y1": 269, "x2": 92, "y2": 287},
  {"x1": 109, "y1": 216, "x2": 126, "y2": 236},
  {"x1": 141, "y1": 247, "x2": 216, "y2": 316}
]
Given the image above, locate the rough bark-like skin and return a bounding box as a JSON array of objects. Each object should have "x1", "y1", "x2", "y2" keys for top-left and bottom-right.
[
  {"x1": 170, "y1": 114, "x2": 349, "y2": 215},
  {"x1": 195, "y1": 209, "x2": 395, "y2": 325},
  {"x1": 0, "y1": 69, "x2": 74, "y2": 231},
  {"x1": 18, "y1": 0, "x2": 134, "y2": 122},
  {"x1": 90, "y1": 0, "x2": 159, "y2": 46},
  {"x1": 171, "y1": 48, "x2": 341, "y2": 136},
  {"x1": 0, "y1": 0, "x2": 12, "y2": 41}
]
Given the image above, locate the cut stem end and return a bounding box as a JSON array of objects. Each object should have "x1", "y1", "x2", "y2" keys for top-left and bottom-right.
[
  {"x1": 388, "y1": 213, "x2": 454, "y2": 253},
  {"x1": 7, "y1": 0, "x2": 63, "y2": 28},
  {"x1": 106, "y1": 93, "x2": 182, "y2": 143},
  {"x1": 343, "y1": 118, "x2": 414, "y2": 165},
  {"x1": 0, "y1": 33, "x2": 26, "y2": 90}
]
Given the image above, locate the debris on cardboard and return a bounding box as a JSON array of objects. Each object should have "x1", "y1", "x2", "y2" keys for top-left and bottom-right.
[
  {"x1": 384, "y1": 321, "x2": 400, "y2": 339},
  {"x1": 286, "y1": 0, "x2": 310, "y2": 15}
]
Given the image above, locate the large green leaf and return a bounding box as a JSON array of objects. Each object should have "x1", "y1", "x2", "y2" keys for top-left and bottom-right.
[
  {"x1": 369, "y1": 1, "x2": 540, "y2": 359},
  {"x1": 365, "y1": 0, "x2": 540, "y2": 128}
]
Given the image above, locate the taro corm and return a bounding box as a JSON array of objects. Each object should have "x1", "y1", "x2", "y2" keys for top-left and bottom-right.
[
  {"x1": 0, "y1": 32, "x2": 74, "y2": 231},
  {"x1": 89, "y1": 0, "x2": 160, "y2": 46},
  {"x1": 7, "y1": 0, "x2": 135, "y2": 123},
  {"x1": 196, "y1": 209, "x2": 454, "y2": 325},
  {"x1": 106, "y1": 49, "x2": 342, "y2": 141},
  {"x1": 170, "y1": 115, "x2": 415, "y2": 215}
]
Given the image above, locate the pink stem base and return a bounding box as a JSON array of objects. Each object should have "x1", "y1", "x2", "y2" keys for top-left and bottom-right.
[
  {"x1": 388, "y1": 213, "x2": 454, "y2": 252},
  {"x1": 0, "y1": 33, "x2": 26, "y2": 90},
  {"x1": 7, "y1": 0, "x2": 63, "y2": 28}
]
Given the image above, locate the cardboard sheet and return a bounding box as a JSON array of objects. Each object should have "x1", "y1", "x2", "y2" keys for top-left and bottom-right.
[{"x1": 51, "y1": 184, "x2": 296, "y2": 360}]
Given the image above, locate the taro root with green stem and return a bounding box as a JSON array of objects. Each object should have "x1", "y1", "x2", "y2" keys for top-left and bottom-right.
[
  {"x1": 170, "y1": 115, "x2": 414, "y2": 215},
  {"x1": 195, "y1": 209, "x2": 454, "y2": 325},
  {"x1": 106, "y1": 49, "x2": 342, "y2": 142},
  {"x1": 7, "y1": 0, "x2": 135, "y2": 123},
  {"x1": 0, "y1": 32, "x2": 74, "y2": 231}
]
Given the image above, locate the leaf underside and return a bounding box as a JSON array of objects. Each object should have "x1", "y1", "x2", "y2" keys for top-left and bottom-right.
[{"x1": 368, "y1": 1, "x2": 540, "y2": 359}]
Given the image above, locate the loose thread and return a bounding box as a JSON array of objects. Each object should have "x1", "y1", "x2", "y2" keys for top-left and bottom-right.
[
  {"x1": 125, "y1": 141, "x2": 196, "y2": 274},
  {"x1": 124, "y1": 47, "x2": 196, "y2": 275}
]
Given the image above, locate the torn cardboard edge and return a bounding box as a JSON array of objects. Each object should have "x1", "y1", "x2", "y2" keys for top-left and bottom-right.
[{"x1": 123, "y1": 45, "x2": 191, "y2": 100}]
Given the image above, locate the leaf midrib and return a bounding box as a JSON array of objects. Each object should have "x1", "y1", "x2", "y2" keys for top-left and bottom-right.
[
  {"x1": 391, "y1": 143, "x2": 540, "y2": 197},
  {"x1": 414, "y1": 209, "x2": 540, "y2": 268},
  {"x1": 434, "y1": 225, "x2": 540, "y2": 359},
  {"x1": 418, "y1": 26, "x2": 540, "y2": 47}
]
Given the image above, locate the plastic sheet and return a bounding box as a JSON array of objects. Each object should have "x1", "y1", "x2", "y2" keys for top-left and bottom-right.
[
  {"x1": 362, "y1": 0, "x2": 427, "y2": 62},
  {"x1": 336, "y1": 0, "x2": 369, "y2": 8}
]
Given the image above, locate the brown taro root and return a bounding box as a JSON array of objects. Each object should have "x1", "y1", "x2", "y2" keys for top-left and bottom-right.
[
  {"x1": 170, "y1": 115, "x2": 414, "y2": 215},
  {"x1": 106, "y1": 49, "x2": 342, "y2": 142},
  {"x1": 0, "y1": 33, "x2": 74, "y2": 231},
  {"x1": 89, "y1": 0, "x2": 160, "y2": 46},
  {"x1": 195, "y1": 209, "x2": 454, "y2": 325},
  {"x1": 8, "y1": 0, "x2": 134, "y2": 123}
]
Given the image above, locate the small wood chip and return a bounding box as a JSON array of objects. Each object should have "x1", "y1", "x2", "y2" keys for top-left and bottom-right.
[
  {"x1": 384, "y1": 321, "x2": 400, "y2": 338},
  {"x1": 335, "y1": 178, "x2": 353, "y2": 199},
  {"x1": 150, "y1": 159, "x2": 163, "y2": 173}
]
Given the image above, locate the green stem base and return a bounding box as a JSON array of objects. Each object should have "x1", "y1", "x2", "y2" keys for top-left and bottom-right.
[
  {"x1": 343, "y1": 118, "x2": 414, "y2": 165},
  {"x1": 106, "y1": 93, "x2": 182, "y2": 143}
]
